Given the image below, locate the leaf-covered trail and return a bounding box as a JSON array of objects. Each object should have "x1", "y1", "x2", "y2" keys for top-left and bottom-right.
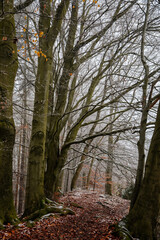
[{"x1": 0, "y1": 190, "x2": 130, "y2": 239}]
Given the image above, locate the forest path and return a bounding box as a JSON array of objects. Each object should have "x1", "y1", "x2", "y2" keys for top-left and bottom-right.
[{"x1": 0, "y1": 190, "x2": 130, "y2": 239}]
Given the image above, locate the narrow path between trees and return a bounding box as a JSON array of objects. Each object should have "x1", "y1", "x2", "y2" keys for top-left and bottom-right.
[{"x1": 0, "y1": 190, "x2": 130, "y2": 239}]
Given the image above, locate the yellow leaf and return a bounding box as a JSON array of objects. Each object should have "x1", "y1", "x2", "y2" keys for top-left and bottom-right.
[
  {"x1": 18, "y1": 49, "x2": 20, "y2": 52},
  {"x1": 39, "y1": 31, "x2": 44, "y2": 37},
  {"x1": 27, "y1": 58, "x2": 30, "y2": 61},
  {"x1": 21, "y1": 35, "x2": 23, "y2": 38},
  {"x1": 23, "y1": 28, "x2": 26, "y2": 32},
  {"x1": 12, "y1": 50, "x2": 15, "y2": 54},
  {"x1": 22, "y1": 46, "x2": 25, "y2": 49},
  {"x1": 24, "y1": 16, "x2": 27, "y2": 19},
  {"x1": 98, "y1": 4, "x2": 100, "y2": 7},
  {"x1": 73, "y1": 6, "x2": 75, "y2": 8}
]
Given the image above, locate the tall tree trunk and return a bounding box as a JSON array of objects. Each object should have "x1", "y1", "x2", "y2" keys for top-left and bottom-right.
[
  {"x1": 44, "y1": 0, "x2": 78, "y2": 198},
  {"x1": 24, "y1": 0, "x2": 52, "y2": 215},
  {"x1": 127, "y1": 102, "x2": 160, "y2": 240},
  {"x1": 0, "y1": 0, "x2": 18, "y2": 224},
  {"x1": 24, "y1": 0, "x2": 70, "y2": 215}
]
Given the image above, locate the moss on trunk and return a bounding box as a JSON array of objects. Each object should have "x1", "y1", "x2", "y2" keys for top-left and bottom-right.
[
  {"x1": 24, "y1": 0, "x2": 70, "y2": 215},
  {"x1": 0, "y1": 0, "x2": 18, "y2": 224},
  {"x1": 44, "y1": 141, "x2": 67, "y2": 198},
  {"x1": 24, "y1": 201, "x2": 75, "y2": 221}
]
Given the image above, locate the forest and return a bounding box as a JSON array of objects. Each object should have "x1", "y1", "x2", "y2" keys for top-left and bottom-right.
[{"x1": 0, "y1": 0, "x2": 160, "y2": 239}]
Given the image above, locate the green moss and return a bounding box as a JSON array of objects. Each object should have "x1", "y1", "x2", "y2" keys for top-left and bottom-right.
[{"x1": 24, "y1": 204, "x2": 75, "y2": 221}]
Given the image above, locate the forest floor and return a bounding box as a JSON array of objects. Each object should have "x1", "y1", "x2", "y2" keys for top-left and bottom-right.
[{"x1": 0, "y1": 190, "x2": 130, "y2": 240}]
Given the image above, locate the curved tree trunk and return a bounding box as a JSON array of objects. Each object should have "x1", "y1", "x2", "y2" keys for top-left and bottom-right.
[
  {"x1": 130, "y1": 0, "x2": 150, "y2": 209},
  {"x1": 0, "y1": 0, "x2": 18, "y2": 224},
  {"x1": 127, "y1": 102, "x2": 160, "y2": 240}
]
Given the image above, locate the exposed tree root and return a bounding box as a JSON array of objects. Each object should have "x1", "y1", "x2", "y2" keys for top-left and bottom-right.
[
  {"x1": 23, "y1": 200, "x2": 75, "y2": 221},
  {"x1": 0, "y1": 217, "x2": 19, "y2": 229}
]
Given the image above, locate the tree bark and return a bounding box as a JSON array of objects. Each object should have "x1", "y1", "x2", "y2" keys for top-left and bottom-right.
[
  {"x1": 24, "y1": 0, "x2": 52, "y2": 215},
  {"x1": 130, "y1": 0, "x2": 150, "y2": 209},
  {"x1": 127, "y1": 102, "x2": 160, "y2": 240},
  {"x1": 0, "y1": 0, "x2": 18, "y2": 224},
  {"x1": 24, "y1": 0, "x2": 70, "y2": 215},
  {"x1": 44, "y1": 0, "x2": 78, "y2": 198}
]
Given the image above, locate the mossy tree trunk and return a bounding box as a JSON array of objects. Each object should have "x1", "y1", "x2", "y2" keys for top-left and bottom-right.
[
  {"x1": 0, "y1": 0, "x2": 18, "y2": 224},
  {"x1": 24, "y1": 0, "x2": 52, "y2": 215},
  {"x1": 44, "y1": 0, "x2": 79, "y2": 198},
  {"x1": 127, "y1": 101, "x2": 160, "y2": 240},
  {"x1": 24, "y1": 0, "x2": 70, "y2": 215}
]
